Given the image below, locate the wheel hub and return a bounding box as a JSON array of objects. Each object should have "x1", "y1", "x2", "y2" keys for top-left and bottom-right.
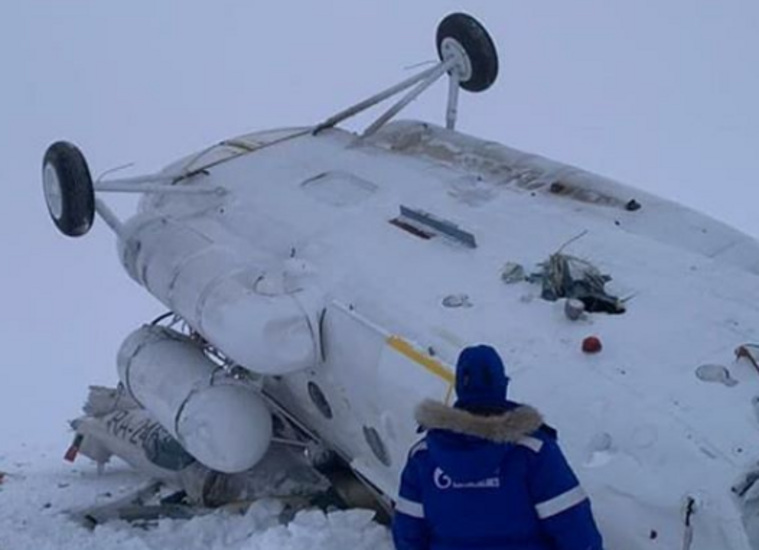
[
  {"x1": 43, "y1": 163, "x2": 63, "y2": 220},
  {"x1": 439, "y1": 37, "x2": 473, "y2": 83}
]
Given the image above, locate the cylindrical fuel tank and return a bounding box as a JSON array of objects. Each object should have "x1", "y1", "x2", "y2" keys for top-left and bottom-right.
[
  {"x1": 117, "y1": 325, "x2": 272, "y2": 473},
  {"x1": 116, "y1": 214, "x2": 319, "y2": 375}
]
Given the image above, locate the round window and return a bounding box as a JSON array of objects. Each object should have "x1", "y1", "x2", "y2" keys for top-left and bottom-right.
[
  {"x1": 307, "y1": 381, "x2": 333, "y2": 419},
  {"x1": 363, "y1": 425, "x2": 391, "y2": 467}
]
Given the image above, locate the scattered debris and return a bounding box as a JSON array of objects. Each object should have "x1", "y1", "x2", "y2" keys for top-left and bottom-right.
[
  {"x1": 695, "y1": 364, "x2": 738, "y2": 387},
  {"x1": 682, "y1": 496, "x2": 697, "y2": 550},
  {"x1": 529, "y1": 251, "x2": 624, "y2": 314},
  {"x1": 500, "y1": 262, "x2": 525, "y2": 284},
  {"x1": 442, "y1": 294, "x2": 472, "y2": 308},
  {"x1": 733, "y1": 469, "x2": 759, "y2": 500},
  {"x1": 582, "y1": 336, "x2": 603, "y2": 354},
  {"x1": 564, "y1": 298, "x2": 586, "y2": 321},
  {"x1": 736, "y1": 344, "x2": 759, "y2": 372},
  {"x1": 70, "y1": 406, "x2": 241, "y2": 506}
]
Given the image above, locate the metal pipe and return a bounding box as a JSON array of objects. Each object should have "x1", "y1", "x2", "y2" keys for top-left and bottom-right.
[
  {"x1": 271, "y1": 437, "x2": 310, "y2": 449},
  {"x1": 312, "y1": 64, "x2": 441, "y2": 134},
  {"x1": 95, "y1": 182, "x2": 224, "y2": 195},
  {"x1": 362, "y1": 60, "x2": 453, "y2": 138},
  {"x1": 98, "y1": 174, "x2": 181, "y2": 186},
  {"x1": 95, "y1": 198, "x2": 124, "y2": 237},
  {"x1": 446, "y1": 74, "x2": 461, "y2": 130}
]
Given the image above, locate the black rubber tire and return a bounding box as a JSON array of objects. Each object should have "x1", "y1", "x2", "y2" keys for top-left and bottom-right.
[
  {"x1": 436, "y1": 13, "x2": 499, "y2": 92},
  {"x1": 42, "y1": 141, "x2": 95, "y2": 237}
]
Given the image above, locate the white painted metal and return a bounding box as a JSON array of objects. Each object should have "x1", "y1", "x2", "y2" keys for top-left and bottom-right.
[
  {"x1": 95, "y1": 181, "x2": 225, "y2": 195},
  {"x1": 446, "y1": 74, "x2": 460, "y2": 130},
  {"x1": 314, "y1": 65, "x2": 441, "y2": 133},
  {"x1": 110, "y1": 119, "x2": 759, "y2": 549},
  {"x1": 116, "y1": 325, "x2": 272, "y2": 473},
  {"x1": 117, "y1": 216, "x2": 319, "y2": 374},
  {"x1": 439, "y1": 37, "x2": 473, "y2": 82},
  {"x1": 362, "y1": 60, "x2": 453, "y2": 137},
  {"x1": 94, "y1": 198, "x2": 123, "y2": 236},
  {"x1": 262, "y1": 301, "x2": 454, "y2": 499},
  {"x1": 73, "y1": 407, "x2": 236, "y2": 504},
  {"x1": 43, "y1": 162, "x2": 63, "y2": 219},
  {"x1": 99, "y1": 173, "x2": 183, "y2": 185},
  {"x1": 84, "y1": 111, "x2": 759, "y2": 548}
]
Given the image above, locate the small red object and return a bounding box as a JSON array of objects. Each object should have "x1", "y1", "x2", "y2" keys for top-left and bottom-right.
[
  {"x1": 582, "y1": 336, "x2": 602, "y2": 353},
  {"x1": 64, "y1": 433, "x2": 84, "y2": 463},
  {"x1": 63, "y1": 445, "x2": 79, "y2": 463}
]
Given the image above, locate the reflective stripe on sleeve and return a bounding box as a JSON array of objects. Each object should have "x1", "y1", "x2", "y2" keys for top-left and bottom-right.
[
  {"x1": 409, "y1": 440, "x2": 427, "y2": 457},
  {"x1": 535, "y1": 486, "x2": 587, "y2": 519},
  {"x1": 395, "y1": 496, "x2": 425, "y2": 519},
  {"x1": 517, "y1": 436, "x2": 544, "y2": 453}
]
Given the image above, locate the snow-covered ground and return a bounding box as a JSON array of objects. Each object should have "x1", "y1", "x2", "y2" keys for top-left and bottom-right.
[
  {"x1": 2, "y1": 2, "x2": 759, "y2": 549},
  {"x1": 0, "y1": 438, "x2": 392, "y2": 550}
]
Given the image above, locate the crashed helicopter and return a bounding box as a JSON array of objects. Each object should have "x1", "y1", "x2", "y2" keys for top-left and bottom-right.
[{"x1": 42, "y1": 12, "x2": 759, "y2": 549}]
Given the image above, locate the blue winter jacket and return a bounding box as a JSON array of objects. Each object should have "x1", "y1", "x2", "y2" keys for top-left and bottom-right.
[{"x1": 392, "y1": 400, "x2": 604, "y2": 550}]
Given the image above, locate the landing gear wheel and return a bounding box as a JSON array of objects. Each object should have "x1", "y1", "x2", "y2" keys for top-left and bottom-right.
[
  {"x1": 436, "y1": 13, "x2": 499, "y2": 92},
  {"x1": 42, "y1": 141, "x2": 95, "y2": 237}
]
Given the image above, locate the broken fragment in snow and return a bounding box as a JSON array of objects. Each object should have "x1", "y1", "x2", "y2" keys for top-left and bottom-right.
[
  {"x1": 500, "y1": 262, "x2": 525, "y2": 284},
  {"x1": 695, "y1": 364, "x2": 738, "y2": 387},
  {"x1": 529, "y1": 252, "x2": 624, "y2": 314},
  {"x1": 736, "y1": 344, "x2": 759, "y2": 373}
]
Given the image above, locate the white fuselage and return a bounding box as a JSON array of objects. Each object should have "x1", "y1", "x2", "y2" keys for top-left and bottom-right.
[{"x1": 117, "y1": 120, "x2": 759, "y2": 549}]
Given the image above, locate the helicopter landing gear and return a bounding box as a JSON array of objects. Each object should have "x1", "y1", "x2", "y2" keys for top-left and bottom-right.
[
  {"x1": 436, "y1": 12, "x2": 499, "y2": 93},
  {"x1": 42, "y1": 141, "x2": 95, "y2": 237}
]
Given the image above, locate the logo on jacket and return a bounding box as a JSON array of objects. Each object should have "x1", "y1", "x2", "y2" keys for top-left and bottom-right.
[{"x1": 433, "y1": 467, "x2": 500, "y2": 490}]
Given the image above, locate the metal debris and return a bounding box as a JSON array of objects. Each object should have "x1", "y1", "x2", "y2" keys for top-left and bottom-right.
[
  {"x1": 564, "y1": 298, "x2": 586, "y2": 321},
  {"x1": 695, "y1": 364, "x2": 738, "y2": 387},
  {"x1": 500, "y1": 262, "x2": 525, "y2": 284},
  {"x1": 530, "y1": 252, "x2": 624, "y2": 314},
  {"x1": 736, "y1": 344, "x2": 759, "y2": 372}
]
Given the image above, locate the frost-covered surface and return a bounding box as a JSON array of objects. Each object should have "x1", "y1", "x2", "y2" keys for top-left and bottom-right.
[{"x1": 125, "y1": 120, "x2": 759, "y2": 550}]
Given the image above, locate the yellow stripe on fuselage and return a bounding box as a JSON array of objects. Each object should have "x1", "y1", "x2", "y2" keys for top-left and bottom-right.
[{"x1": 386, "y1": 335, "x2": 455, "y2": 384}]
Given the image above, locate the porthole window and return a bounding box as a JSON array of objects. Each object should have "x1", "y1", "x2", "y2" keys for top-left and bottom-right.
[
  {"x1": 363, "y1": 426, "x2": 391, "y2": 467},
  {"x1": 307, "y1": 381, "x2": 333, "y2": 419}
]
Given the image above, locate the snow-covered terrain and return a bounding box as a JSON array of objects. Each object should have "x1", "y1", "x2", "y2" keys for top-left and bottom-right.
[
  {"x1": 2, "y1": 2, "x2": 759, "y2": 549},
  {"x1": 0, "y1": 443, "x2": 391, "y2": 550}
]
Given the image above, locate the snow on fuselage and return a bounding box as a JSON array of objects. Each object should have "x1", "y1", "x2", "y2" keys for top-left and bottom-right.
[{"x1": 126, "y1": 120, "x2": 759, "y2": 549}]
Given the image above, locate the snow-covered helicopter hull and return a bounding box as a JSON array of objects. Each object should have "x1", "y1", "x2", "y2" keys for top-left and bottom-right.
[{"x1": 42, "y1": 13, "x2": 759, "y2": 550}]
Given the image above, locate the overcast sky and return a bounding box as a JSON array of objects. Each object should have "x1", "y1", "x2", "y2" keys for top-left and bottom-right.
[{"x1": 1, "y1": 1, "x2": 757, "y2": 442}]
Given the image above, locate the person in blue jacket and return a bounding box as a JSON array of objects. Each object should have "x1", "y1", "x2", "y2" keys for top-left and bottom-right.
[{"x1": 392, "y1": 344, "x2": 604, "y2": 550}]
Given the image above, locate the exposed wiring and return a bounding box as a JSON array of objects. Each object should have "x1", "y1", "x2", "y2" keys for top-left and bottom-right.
[
  {"x1": 403, "y1": 59, "x2": 438, "y2": 71},
  {"x1": 96, "y1": 162, "x2": 136, "y2": 183},
  {"x1": 557, "y1": 229, "x2": 589, "y2": 253}
]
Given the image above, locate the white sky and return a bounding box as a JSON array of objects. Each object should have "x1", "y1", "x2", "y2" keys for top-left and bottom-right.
[{"x1": 0, "y1": 1, "x2": 757, "y2": 441}]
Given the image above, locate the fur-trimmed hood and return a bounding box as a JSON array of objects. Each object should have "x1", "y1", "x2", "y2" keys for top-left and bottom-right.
[
  {"x1": 415, "y1": 399, "x2": 545, "y2": 483},
  {"x1": 415, "y1": 399, "x2": 544, "y2": 444}
]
